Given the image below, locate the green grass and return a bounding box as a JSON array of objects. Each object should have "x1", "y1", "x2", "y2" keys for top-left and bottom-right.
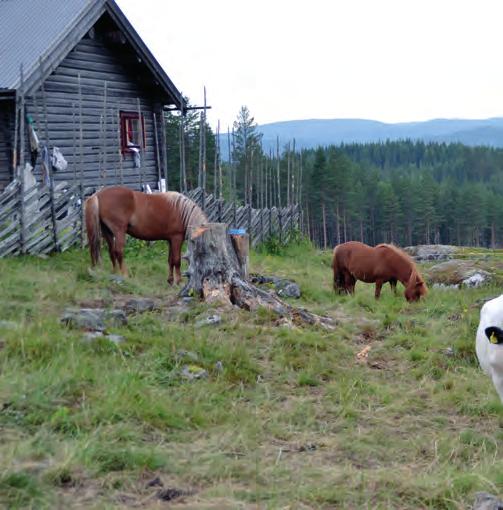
[{"x1": 0, "y1": 238, "x2": 502, "y2": 508}]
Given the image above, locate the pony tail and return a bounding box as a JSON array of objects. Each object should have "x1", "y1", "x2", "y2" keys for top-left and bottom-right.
[
  {"x1": 332, "y1": 246, "x2": 339, "y2": 291},
  {"x1": 85, "y1": 194, "x2": 101, "y2": 266}
]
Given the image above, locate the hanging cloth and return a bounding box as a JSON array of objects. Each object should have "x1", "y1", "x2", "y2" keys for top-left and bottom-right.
[
  {"x1": 40, "y1": 145, "x2": 51, "y2": 187},
  {"x1": 51, "y1": 147, "x2": 68, "y2": 172}
]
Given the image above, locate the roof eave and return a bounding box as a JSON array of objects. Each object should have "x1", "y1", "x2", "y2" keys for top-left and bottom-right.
[{"x1": 105, "y1": 0, "x2": 186, "y2": 110}]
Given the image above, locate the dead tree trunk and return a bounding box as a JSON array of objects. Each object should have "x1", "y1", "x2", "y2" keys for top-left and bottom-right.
[{"x1": 181, "y1": 223, "x2": 333, "y2": 328}]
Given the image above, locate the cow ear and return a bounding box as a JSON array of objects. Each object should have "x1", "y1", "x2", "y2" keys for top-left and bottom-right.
[{"x1": 485, "y1": 326, "x2": 503, "y2": 344}]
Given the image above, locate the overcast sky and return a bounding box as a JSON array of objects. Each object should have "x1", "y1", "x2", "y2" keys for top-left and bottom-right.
[{"x1": 116, "y1": 0, "x2": 503, "y2": 129}]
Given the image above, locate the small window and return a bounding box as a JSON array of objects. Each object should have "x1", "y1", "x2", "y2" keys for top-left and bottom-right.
[{"x1": 120, "y1": 111, "x2": 146, "y2": 153}]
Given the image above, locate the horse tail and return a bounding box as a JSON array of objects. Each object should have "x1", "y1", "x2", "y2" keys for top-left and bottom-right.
[
  {"x1": 85, "y1": 194, "x2": 101, "y2": 266},
  {"x1": 332, "y1": 246, "x2": 339, "y2": 291}
]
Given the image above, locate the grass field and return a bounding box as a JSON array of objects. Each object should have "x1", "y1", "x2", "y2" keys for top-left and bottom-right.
[{"x1": 0, "y1": 239, "x2": 502, "y2": 509}]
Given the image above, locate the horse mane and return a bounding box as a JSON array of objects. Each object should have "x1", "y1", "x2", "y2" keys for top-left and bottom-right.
[
  {"x1": 164, "y1": 192, "x2": 208, "y2": 229},
  {"x1": 376, "y1": 243, "x2": 424, "y2": 280},
  {"x1": 376, "y1": 243, "x2": 413, "y2": 262}
]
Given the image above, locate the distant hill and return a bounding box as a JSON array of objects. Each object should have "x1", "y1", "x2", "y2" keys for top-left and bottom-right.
[{"x1": 219, "y1": 118, "x2": 503, "y2": 159}]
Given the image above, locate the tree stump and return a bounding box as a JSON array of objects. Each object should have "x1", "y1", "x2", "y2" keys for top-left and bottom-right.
[{"x1": 181, "y1": 223, "x2": 334, "y2": 328}]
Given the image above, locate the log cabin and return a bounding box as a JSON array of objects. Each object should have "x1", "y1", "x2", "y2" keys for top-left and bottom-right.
[{"x1": 0, "y1": 0, "x2": 185, "y2": 192}]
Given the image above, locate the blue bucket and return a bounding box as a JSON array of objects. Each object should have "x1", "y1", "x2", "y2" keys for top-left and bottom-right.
[{"x1": 229, "y1": 228, "x2": 246, "y2": 235}]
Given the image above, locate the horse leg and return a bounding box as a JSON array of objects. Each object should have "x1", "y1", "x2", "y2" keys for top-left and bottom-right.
[
  {"x1": 375, "y1": 280, "x2": 383, "y2": 299},
  {"x1": 112, "y1": 230, "x2": 128, "y2": 277},
  {"x1": 348, "y1": 275, "x2": 356, "y2": 294},
  {"x1": 166, "y1": 240, "x2": 174, "y2": 285},
  {"x1": 389, "y1": 278, "x2": 398, "y2": 295},
  {"x1": 102, "y1": 226, "x2": 117, "y2": 272},
  {"x1": 171, "y1": 235, "x2": 184, "y2": 285},
  {"x1": 344, "y1": 271, "x2": 355, "y2": 294}
]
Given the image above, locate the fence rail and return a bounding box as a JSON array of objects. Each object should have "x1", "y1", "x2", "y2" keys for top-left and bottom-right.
[{"x1": 0, "y1": 175, "x2": 300, "y2": 258}]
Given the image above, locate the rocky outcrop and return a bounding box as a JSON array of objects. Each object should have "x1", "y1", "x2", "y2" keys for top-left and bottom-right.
[
  {"x1": 403, "y1": 244, "x2": 457, "y2": 262},
  {"x1": 427, "y1": 260, "x2": 492, "y2": 288}
]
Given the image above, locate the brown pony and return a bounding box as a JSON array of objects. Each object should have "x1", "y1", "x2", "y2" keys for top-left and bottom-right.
[
  {"x1": 85, "y1": 186, "x2": 207, "y2": 284},
  {"x1": 332, "y1": 241, "x2": 427, "y2": 302}
]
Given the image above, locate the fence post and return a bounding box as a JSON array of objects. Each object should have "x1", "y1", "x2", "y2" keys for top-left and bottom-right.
[
  {"x1": 278, "y1": 208, "x2": 283, "y2": 244},
  {"x1": 18, "y1": 65, "x2": 26, "y2": 254},
  {"x1": 247, "y1": 204, "x2": 252, "y2": 244}
]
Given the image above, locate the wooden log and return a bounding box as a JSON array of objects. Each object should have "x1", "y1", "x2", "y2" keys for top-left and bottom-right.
[{"x1": 180, "y1": 223, "x2": 334, "y2": 328}]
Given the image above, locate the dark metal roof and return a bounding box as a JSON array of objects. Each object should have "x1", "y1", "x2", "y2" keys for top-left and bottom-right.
[{"x1": 0, "y1": 0, "x2": 185, "y2": 108}]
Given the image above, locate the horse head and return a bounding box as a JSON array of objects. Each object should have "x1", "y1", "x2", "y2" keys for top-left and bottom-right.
[{"x1": 404, "y1": 271, "x2": 428, "y2": 302}]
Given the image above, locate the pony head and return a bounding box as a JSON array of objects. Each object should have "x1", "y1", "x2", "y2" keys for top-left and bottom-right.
[{"x1": 404, "y1": 271, "x2": 428, "y2": 302}]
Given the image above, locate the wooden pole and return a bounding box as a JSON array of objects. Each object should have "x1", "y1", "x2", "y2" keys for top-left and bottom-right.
[
  {"x1": 276, "y1": 136, "x2": 281, "y2": 207},
  {"x1": 198, "y1": 112, "x2": 203, "y2": 188},
  {"x1": 322, "y1": 201, "x2": 327, "y2": 250},
  {"x1": 153, "y1": 112, "x2": 162, "y2": 188},
  {"x1": 160, "y1": 109, "x2": 168, "y2": 190},
  {"x1": 12, "y1": 91, "x2": 18, "y2": 174},
  {"x1": 202, "y1": 86, "x2": 207, "y2": 198},
  {"x1": 117, "y1": 105, "x2": 123, "y2": 185},
  {"x1": 179, "y1": 109, "x2": 187, "y2": 192},
  {"x1": 287, "y1": 141, "x2": 291, "y2": 208},
  {"x1": 217, "y1": 120, "x2": 222, "y2": 200},
  {"x1": 249, "y1": 148, "x2": 254, "y2": 207},
  {"x1": 136, "y1": 97, "x2": 144, "y2": 190},
  {"x1": 72, "y1": 102, "x2": 77, "y2": 184},
  {"x1": 231, "y1": 127, "x2": 236, "y2": 225},
  {"x1": 102, "y1": 80, "x2": 108, "y2": 187},
  {"x1": 18, "y1": 65, "x2": 26, "y2": 253},
  {"x1": 39, "y1": 58, "x2": 59, "y2": 251},
  {"x1": 276, "y1": 137, "x2": 282, "y2": 242},
  {"x1": 227, "y1": 125, "x2": 232, "y2": 200},
  {"x1": 78, "y1": 73, "x2": 85, "y2": 247}
]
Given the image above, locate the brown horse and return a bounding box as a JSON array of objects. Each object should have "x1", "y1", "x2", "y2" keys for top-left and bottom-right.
[
  {"x1": 85, "y1": 186, "x2": 207, "y2": 284},
  {"x1": 332, "y1": 241, "x2": 427, "y2": 302}
]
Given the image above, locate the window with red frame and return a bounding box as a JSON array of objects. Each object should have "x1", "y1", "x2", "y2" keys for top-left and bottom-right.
[{"x1": 120, "y1": 111, "x2": 146, "y2": 153}]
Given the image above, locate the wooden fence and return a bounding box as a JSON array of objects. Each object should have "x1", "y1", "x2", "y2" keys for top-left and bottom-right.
[
  {"x1": 0, "y1": 177, "x2": 300, "y2": 258},
  {"x1": 186, "y1": 188, "x2": 300, "y2": 247}
]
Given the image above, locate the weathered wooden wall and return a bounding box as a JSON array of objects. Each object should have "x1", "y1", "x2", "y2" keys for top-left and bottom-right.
[
  {"x1": 0, "y1": 101, "x2": 13, "y2": 190},
  {"x1": 24, "y1": 29, "x2": 164, "y2": 190}
]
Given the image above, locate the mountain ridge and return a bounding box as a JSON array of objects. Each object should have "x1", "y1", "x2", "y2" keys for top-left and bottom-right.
[{"x1": 219, "y1": 117, "x2": 503, "y2": 158}]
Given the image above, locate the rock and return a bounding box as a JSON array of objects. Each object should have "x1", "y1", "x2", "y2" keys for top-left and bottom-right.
[
  {"x1": 275, "y1": 280, "x2": 301, "y2": 299},
  {"x1": 146, "y1": 476, "x2": 163, "y2": 488},
  {"x1": 249, "y1": 274, "x2": 301, "y2": 298},
  {"x1": 124, "y1": 298, "x2": 158, "y2": 314},
  {"x1": 176, "y1": 350, "x2": 199, "y2": 362},
  {"x1": 463, "y1": 273, "x2": 488, "y2": 288},
  {"x1": 61, "y1": 308, "x2": 127, "y2": 331},
  {"x1": 427, "y1": 260, "x2": 492, "y2": 288},
  {"x1": 83, "y1": 331, "x2": 105, "y2": 341},
  {"x1": 195, "y1": 314, "x2": 222, "y2": 328},
  {"x1": 473, "y1": 492, "x2": 503, "y2": 510},
  {"x1": 443, "y1": 347, "x2": 455, "y2": 357},
  {"x1": 298, "y1": 443, "x2": 317, "y2": 452},
  {"x1": 108, "y1": 274, "x2": 126, "y2": 285},
  {"x1": 181, "y1": 365, "x2": 208, "y2": 380},
  {"x1": 106, "y1": 334, "x2": 125, "y2": 345},
  {"x1": 403, "y1": 244, "x2": 457, "y2": 261},
  {"x1": 157, "y1": 488, "x2": 189, "y2": 501},
  {"x1": 0, "y1": 320, "x2": 19, "y2": 330},
  {"x1": 82, "y1": 331, "x2": 124, "y2": 344},
  {"x1": 214, "y1": 360, "x2": 224, "y2": 372},
  {"x1": 249, "y1": 274, "x2": 281, "y2": 285}
]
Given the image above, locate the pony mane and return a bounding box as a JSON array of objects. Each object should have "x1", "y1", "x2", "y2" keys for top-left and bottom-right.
[
  {"x1": 164, "y1": 191, "x2": 208, "y2": 229},
  {"x1": 376, "y1": 243, "x2": 414, "y2": 263},
  {"x1": 377, "y1": 243, "x2": 425, "y2": 282}
]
